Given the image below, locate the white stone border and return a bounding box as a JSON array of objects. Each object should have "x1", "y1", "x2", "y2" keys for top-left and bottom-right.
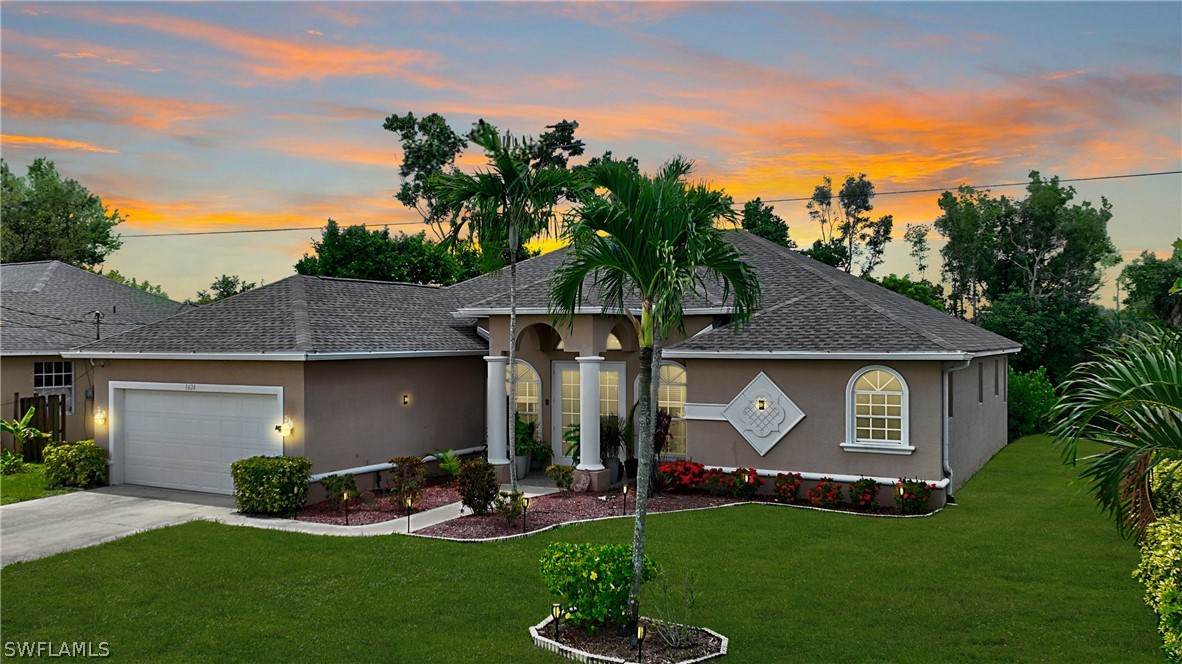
[{"x1": 529, "y1": 615, "x2": 728, "y2": 664}]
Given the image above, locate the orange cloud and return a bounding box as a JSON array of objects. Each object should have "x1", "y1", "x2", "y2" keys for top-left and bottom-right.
[
  {"x1": 1, "y1": 87, "x2": 231, "y2": 130},
  {"x1": 1, "y1": 134, "x2": 118, "y2": 153}
]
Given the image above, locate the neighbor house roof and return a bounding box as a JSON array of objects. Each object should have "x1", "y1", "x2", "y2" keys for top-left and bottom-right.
[
  {"x1": 446, "y1": 230, "x2": 1019, "y2": 358},
  {"x1": 66, "y1": 274, "x2": 486, "y2": 360},
  {"x1": 1, "y1": 261, "x2": 188, "y2": 355}
]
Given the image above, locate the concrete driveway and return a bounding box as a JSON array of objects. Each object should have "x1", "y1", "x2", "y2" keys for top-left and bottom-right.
[{"x1": 0, "y1": 485, "x2": 236, "y2": 567}]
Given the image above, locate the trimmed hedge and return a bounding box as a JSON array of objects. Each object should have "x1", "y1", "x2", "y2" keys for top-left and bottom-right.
[
  {"x1": 44, "y1": 440, "x2": 107, "y2": 488},
  {"x1": 230, "y1": 456, "x2": 311, "y2": 516},
  {"x1": 1135, "y1": 515, "x2": 1182, "y2": 660}
]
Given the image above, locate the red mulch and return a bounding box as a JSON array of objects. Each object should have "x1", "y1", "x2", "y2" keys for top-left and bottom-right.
[
  {"x1": 549, "y1": 618, "x2": 723, "y2": 664},
  {"x1": 296, "y1": 482, "x2": 461, "y2": 526}
]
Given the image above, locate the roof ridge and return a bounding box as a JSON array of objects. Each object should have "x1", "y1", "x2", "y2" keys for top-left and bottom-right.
[
  {"x1": 290, "y1": 277, "x2": 313, "y2": 351},
  {"x1": 307, "y1": 274, "x2": 443, "y2": 289},
  {"x1": 783, "y1": 251, "x2": 959, "y2": 351},
  {"x1": 31, "y1": 261, "x2": 59, "y2": 294}
]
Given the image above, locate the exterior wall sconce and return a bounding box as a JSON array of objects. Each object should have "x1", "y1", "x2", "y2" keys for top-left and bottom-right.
[
  {"x1": 275, "y1": 416, "x2": 294, "y2": 437},
  {"x1": 755, "y1": 397, "x2": 768, "y2": 411},
  {"x1": 94, "y1": 407, "x2": 107, "y2": 426},
  {"x1": 402, "y1": 394, "x2": 410, "y2": 406}
]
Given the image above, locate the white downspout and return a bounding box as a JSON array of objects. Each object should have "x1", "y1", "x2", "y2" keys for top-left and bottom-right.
[{"x1": 943, "y1": 357, "x2": 973, "y2": 502}]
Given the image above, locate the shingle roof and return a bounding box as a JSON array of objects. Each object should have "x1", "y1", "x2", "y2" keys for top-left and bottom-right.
[
  {"x1": 72, "y1": 274, "x2": 485, "y2": 355},
  {"x1": 1, "y1": 261, "x2": 187, "y2": 354}
]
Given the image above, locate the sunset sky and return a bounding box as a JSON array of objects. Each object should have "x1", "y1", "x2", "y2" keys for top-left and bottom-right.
[{"x1": 2, "y1": 1, "x2": 1179, "y2": 303}]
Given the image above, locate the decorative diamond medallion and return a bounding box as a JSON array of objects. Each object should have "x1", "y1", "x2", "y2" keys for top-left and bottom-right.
[{"x1": 721, "y1": 372, "x2": 804, "y2": 456}]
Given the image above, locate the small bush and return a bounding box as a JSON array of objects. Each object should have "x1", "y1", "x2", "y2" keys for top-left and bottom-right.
[
  {"x1": 773, "y1": 472, "x2": 803, "y2": 503},
  {"x1": 806, "y1": 478, "x2": 842, "y2": 508},
  {"x1": 1, "y1": 448, "x2": 25, "y2": 475},
  {"x1": 539, "y1": 542, "x2": 657, "y2": 633},
  {"x1": 387, "y1": 456, "x2": 426, "y2": 507},
  {"x1": 646, "y1": 568, "x2": 699, "y2": 649},
  {"x1": 699, "y1": 468, "x2": 733, "y2": 496},
  {"x1": 320, "y1": 473, "x2": 357, "y2": 508},
  {"x1": 230, "y1": 455, "x2": 311, "y2": 515},
  {"x1": 1008, "y1": 366, "x2": 1056, "y2": 440},
  {"x1": 433, "y1": 449, "x2": 462, "y2": 479},
  {"x1": 44, "y1": 440, "x2": 107, "y2": 489},
  {"x1": 458, "y1": 458, "x2": 498, "y2": 515},
  {"x1": 700, "y1": 467, "x2": 763, "y2": 498},
  {"x1": 894, "y1": 478, "x2": 937, "y2": 514},
  {"x1": 1151, "y1": 460, "x2": 1182, "y2": 518},
  {"x1": 546, "y1": 464, "x2": 574, "y2": 491},
  {"x1": 495, "y1": 490, "x2": 525, "y2": 525},
  {"x1": 656, "y1": 460, "x2": 706, "y2": 493},
  {"x1": 1135, "y1": 515, "x2": 1182, "y2": 660},
  {"x1": 732, "y1": 468, "x2": 764, "y2": 499},
  {"x1": 849, "y1": 478, "x2": 879, "y2": 511}
]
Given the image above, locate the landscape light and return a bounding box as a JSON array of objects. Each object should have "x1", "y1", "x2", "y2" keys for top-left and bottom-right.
[
  {"x1": 622, "y1": 484, "x2": 629, "y2": 515},
  {"x1": 522, "y1": 496, "x2": 531, "y2": 534},
  {"x1": 405, "y1": 495, "x2": 414, "y2": 533},
  {"x1": 551, "y1": 603, "x2": 562, "y2": 640},
  {"x1": 636, "y1": 623, "x2": 647, "y2": 661}
]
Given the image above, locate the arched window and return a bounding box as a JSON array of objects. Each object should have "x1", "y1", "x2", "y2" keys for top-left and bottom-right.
[
  {"x1": 634, "y1": 362, "x2": 688, "y2": 458},
  {"x1": 606, "y1": 332, "x2": 623, "y2": 351},
  {"x1": 843, "y1": 366, "x2": 912, "y2": 454},
  {"x1": 506, "y1": 360, "x2": 541, "y2": 428}
]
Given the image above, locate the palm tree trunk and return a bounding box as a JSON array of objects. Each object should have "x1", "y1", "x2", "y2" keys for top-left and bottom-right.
[
  {"x1": 506, "y1": 223, "x2": 520, "y2": 493},
  {"x1": 626, "y1": 306, "x2": 656, "y2": 629}
]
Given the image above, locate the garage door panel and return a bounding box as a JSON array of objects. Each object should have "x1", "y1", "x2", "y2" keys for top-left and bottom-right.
[{"x1": 121, "y1": 389, "x2": 281, "y2": 494}]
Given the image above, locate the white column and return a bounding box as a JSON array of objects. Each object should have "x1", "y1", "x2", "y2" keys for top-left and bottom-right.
[
  {"x1": 485, "y1": 356, "x2": 510, "y2": 466},
  {"x1": 576, "y1": 356, "x2": 604, "y2": 471}
]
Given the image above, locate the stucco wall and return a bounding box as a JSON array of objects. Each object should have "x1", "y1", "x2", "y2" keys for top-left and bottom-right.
[
  {"x1": 2, "y1": 356, "x2": 98, "y2": 444},
  {"x1": 946, "y1": 355, "x2": 1009, "y2": 492},
  {"x1": 302, "y1": 356, "x2": 486, "y2": 473},
  {"x1": 683, "y1": 359, "x2": 946, "y2": 483}
]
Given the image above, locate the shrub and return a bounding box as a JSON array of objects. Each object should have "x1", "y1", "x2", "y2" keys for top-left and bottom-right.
[
  {"x1": 1151, "y1": 460, "x2": 1182, "y2": 518},
  {"x1": 495, "y1": 490, "x2": 525, "y2": 525},
  {"x1": 646, "y1": 568, "x2": 699, "y2": 649},
  {"x1": 44, "y1": 440, "x2": 107, "y2": 489},
  {"x1": 656, "y1": 460, "x2": 706, "y2": 493},
  {"x1": 539, "y1": 542, "x2": 657, "y2": 633},
  {"x1": 546, "y1": 464, "x2": 574, "y2": 491},
  {"x1": 849, "y1": 478, "x2": 879, "y2": 511},
  {"x1": 773, "y1": 472, "x2": 803, "y2": 503},
  {"x1": 387, "y1": 456, "x2": 426, "y2": 507},
  {"x1": 732, "y1": 468, "x2": 764, "y2": 499},
  {"x1": 1008, "y1": 366, "x2": 1056, "y2": 440},
  {"x1": 1135, "y1": 515, "x2": 1182, "y2": 660},
  {"x1": 230, "y1": 455, "x2": 311, "y2": 515},
  {"x1": 320, "y1": 473, "x2": 357, "y2": 508},
  {"x1": 806, "y1": 477, "x2": 842, "y2": 508},
  {"x1": 458, "y1": 458, "x2": 498, "y2": 515},
  {"x1": 433, "y1": 449, "x2": 462, "y2": 479},
  {"x1": 1, "y1": 448, "x2": 25, "y2": 475},
  {"x1": 894, "y1": 478, "x2": 937, "y2": 514},
  {"x1": 700, "y1": 468, "x2": 763, "y2": 498}
]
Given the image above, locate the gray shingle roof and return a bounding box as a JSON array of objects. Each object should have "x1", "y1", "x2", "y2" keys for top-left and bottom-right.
[
  {"x1": 73, "y1": 274, "x2": 485, "y2": 355},
  {"x1": 1, "y1": 261, "x2": 187, "y2": 354}
]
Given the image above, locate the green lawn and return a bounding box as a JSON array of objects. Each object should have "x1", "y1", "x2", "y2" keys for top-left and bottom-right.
[
  {"x1": 0, "y1": 464, "x2": 76, "y2": 505},
  {"x1": 0, "y1": 436, "x2": 1159, "y2": 662}
]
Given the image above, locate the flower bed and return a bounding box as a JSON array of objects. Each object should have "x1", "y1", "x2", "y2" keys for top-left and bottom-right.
[
  {"x1": 531, "y1": 615, "x2": 727, "y2": 664},
  {"x1": 297, "y1": 482, "x2": 461, "y2": 526}
]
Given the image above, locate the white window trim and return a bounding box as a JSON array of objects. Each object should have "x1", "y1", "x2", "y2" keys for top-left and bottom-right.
[
  {"x1": 33, "y1": 361, "x2": 75, "y2": 416},
  {"x1": 841, "y1": 365, "x2": 913, "y2": 456},
  {"x1": 507, "y1": 359, "x2": 542, "y2": 435},
  {"x1": 632, "y1": 361, "x2": 688, "y2": 459}
]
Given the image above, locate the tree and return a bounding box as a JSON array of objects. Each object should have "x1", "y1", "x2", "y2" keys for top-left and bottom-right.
[
  {"x1": 549, "y1": 157, "x2": 761, "y2": 630},
  {"x1": 799, "y1": 238, "x2": 849, "y2": 269},
  {"x1": 295, "y1": 219, "x2": 471, "y2": 285},
  {"x1": 740, "y1": 197, "x2": 796, "y2": 248},
  {"x1": 1119, "y1": 243, "x2": 1182, "y2": 327},
  {"x1": 89, "y1": 268, "x2": 170, "y2": 299},
  {"x1": 804, "y1": 174, "x2": 893, "y2": 276},
  {"x1": 193, "y1": 275, "x2": 256, "y2": 305},
  {"x1": 903, "y1": 223, "x2": 932, "y2": 280},
  {"x1": 382, "y1": 112, "x2": 469, "y2": 241},
  {"x1": 1, "y1": 158, "x2": 123, "y2": 267},
  {"x1": 1052, "y1": 326, "x2": 1182, "y2": 539},
  {"x1": 433, "y1": 120, "x2": 582, "y2": 493},
  {"x1": 933, "y1": 186, "x2": 1002, "y2": 320},
  {"x1": 867, "y1": 274, "x2": 945, "y2": 311},
  {"x1": 980, "y1": 291, "x2": 1114, "y2": 384}
]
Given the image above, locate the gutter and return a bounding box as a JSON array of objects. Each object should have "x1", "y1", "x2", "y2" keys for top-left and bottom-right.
[
  {"x1": 60, "y1": 350, "x2": 489, "y2": 361},
  {"x1": 942, "y1": 357, "x2": 973, "y2": 502},
  {"x1": 309, "y1": 445, "x2": 486, "y2": 483}
]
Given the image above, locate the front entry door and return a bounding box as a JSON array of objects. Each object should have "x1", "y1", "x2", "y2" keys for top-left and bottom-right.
[{"x1": 550, "y1": 361, "x2": 626, "y2": 464}]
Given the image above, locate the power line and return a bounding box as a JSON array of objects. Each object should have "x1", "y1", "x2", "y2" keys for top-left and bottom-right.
[{"x1": 115, "y1": 169, "x2": 1181, "y2": 239}]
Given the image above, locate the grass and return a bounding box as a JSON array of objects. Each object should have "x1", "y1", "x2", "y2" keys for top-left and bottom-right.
[
  {"x1": 0, "y1": 463, "x2": 76, "y2": 505},
  {"x1": 0, "y1": 436, "x2": 1159, "y2": 662}
]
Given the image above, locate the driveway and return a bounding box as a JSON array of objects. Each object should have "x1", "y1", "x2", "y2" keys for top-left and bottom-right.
[{"x1": 0, "y1": 485, "x2": 236, "y2": 567}]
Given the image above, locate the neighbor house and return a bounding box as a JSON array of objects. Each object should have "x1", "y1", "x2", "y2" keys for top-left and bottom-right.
[
  {"x1": 66, "y1": 231, "x2": 1019, "y2": 504},
  {"x1": 0, "y1": 261, "x2": 187, "y2": 445}
]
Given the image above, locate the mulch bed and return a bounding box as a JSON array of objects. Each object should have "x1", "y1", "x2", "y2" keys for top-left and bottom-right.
[
  {"x1": 296, "y1": 482, "x2": 461, "y2": 526},
  {"x1": 547, "y1": 618, "x2": 723, "y2": 664}
]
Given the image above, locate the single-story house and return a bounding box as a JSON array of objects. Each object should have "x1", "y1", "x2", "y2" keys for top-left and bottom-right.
[
  {"x1": 0, "y1": 260, "x2": 187, "y2": 445},
  {"x1": 66, "y1": 231, "x2": 1019, "y2": 504}
]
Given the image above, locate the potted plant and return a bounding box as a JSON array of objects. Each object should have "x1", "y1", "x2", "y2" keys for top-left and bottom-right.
[
  {"x1": 527, "y1": 436, "x2": 551, "y2": 472},
  {"x1": 514, "y1": 417, "x2": 539, "y2": 480},
  {"x1": 600, "y1": 414, "x2": 625, "y2": 483}
]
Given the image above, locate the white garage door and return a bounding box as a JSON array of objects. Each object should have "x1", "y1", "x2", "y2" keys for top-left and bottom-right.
[{"x1": 121, "y1": 389, "x2": 282, "y2": 494}]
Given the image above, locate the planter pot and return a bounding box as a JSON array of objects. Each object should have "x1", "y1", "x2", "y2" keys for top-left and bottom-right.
[
  {"x1": 624, "y1": 458, "x2": 638, "y2": 480},
  {"x1": 604, "y1": 457, "x2": 622, "y2": 484},
  {"x1": 515, "y1": 454, "x2": 531, "y2": 480},
  {"x1": 529, "y1": 456, "x2": 545, "y2": 472}
]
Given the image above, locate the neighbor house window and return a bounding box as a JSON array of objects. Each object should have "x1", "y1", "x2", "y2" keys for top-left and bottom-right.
[
  {"x1": 33, "y1": 361, "x2": 74, "y2": 415},
  {"x1": 843, "y1": 366, "x2": 911, "y2": 454},
  {"x1": 506, "y1": 360, "x2": 541, "y2": 428}
]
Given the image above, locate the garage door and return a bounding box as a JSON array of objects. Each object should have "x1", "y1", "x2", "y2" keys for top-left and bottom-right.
[{"x1": 121, "y1": 389, "x2": 282, "y2": 494}]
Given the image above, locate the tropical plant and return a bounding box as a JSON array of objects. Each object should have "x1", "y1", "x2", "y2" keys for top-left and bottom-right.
[
  {"x1": 320, "y1": 473, "x2": 357, "y2": 509},
  {"x1": 1, "y1": 407, "x2": 51, "y2": 455},
  {"x1": 433, "y1": 449, "x2": 462, "y2": 479},
  {"x1": 562, "y1": 424, "x2": 581, "y2": 466},
  {"x1": 457, "y1": 458, "x2": 498, "y2": 515},
  {"x1": 599, "y1": 414, "x2": 625, "y2": 462},
  {"x1": 1, "y1": 449, "x2": 25, "y2": 475},
  {"x1": 1052, "y1": 326, "x2": 1182, "y2": 538},
  {"x1": 545, "y1": 464, "x2": 574, "y2": 491},
  {"x1": 433, "y1": 120, "x2": 582, "y2": 493},
  {"x1": 548, "y1": 157, "x2": 761, "y2": 627}
]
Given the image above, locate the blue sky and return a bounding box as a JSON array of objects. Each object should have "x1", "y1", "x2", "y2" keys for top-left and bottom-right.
[{"x1": 2, "y1": 2, "x2": 1179, "y2": 302}]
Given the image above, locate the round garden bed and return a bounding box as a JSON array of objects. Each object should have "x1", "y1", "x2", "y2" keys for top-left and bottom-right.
[{"x1": 531, "y1": 615, "x2": 727, "y2": 664}]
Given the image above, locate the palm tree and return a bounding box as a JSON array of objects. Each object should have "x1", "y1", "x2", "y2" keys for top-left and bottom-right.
[
  {"x1": 1051, "y1": 326, "x2": 1182, "y2": 538},
  {"x1": 433, "y1": 121, "x2": 580, "y2": 492},
  {"x1": 548, "y1": 157, "x2": 761, "y2": 628}
]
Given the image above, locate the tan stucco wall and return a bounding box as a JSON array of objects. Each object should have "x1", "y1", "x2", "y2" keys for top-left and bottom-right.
[
  {"x1": 946, "y1": 355, "x2": 1009, "y2": 492},
  {"x1": 1, "y1": 356, "x2": 97, "y2": 444},
  {"x1": 302, "y1": 357, "x2": 486, "y2": 472},
  {"x1": 683, "y1": 359, "x2": 946, "y2": 482}
]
